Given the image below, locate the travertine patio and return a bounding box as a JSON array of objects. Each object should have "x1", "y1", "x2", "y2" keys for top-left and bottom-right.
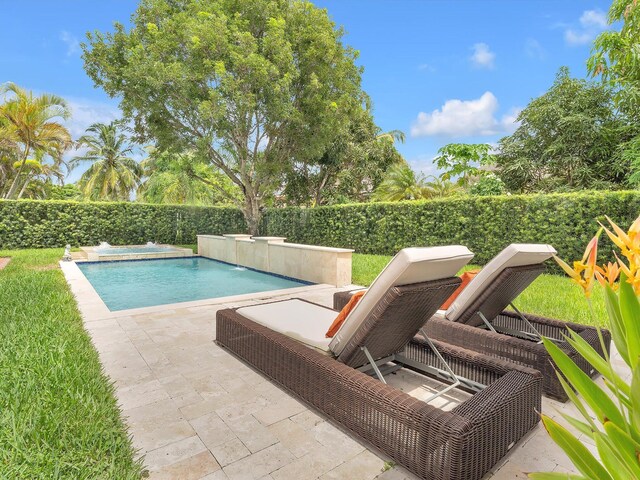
[{"x1": 61, "y1": 262, "x2": 626, "y2": 480}]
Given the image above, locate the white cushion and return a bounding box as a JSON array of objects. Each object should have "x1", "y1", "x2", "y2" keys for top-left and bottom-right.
[
  {"x1": 236, "y1": 299, "x2": 335, "y2": 352},
  {"x1": 445, "y1": 244, "x2": 556, "y2": 322},
  {"x1": 329, "y1": 246, "x2": 474, "y2": 356}
]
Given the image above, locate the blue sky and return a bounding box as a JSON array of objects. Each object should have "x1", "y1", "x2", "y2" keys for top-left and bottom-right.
[{"x1": 0, "y1": 0, "x2": 613, "y2": 180}]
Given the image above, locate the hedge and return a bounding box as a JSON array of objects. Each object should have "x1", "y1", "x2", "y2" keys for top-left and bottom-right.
[
  {"x1": 4, "y1": 192, "x2": 640, "y2": 266},
  {"x1": 262, "y1": 191, "x2": 640, "y2": 266},
  {"x1": 0, "y1": 200, "x2": 246, "y2": 249}
]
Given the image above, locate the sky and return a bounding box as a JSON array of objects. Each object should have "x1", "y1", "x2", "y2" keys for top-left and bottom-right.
[{"x1": 0, "y1": 0, "x2": 614, "y2": 181}]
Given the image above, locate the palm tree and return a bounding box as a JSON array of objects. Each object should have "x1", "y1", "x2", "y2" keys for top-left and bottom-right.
[
  {"x1": 376, "y1": 129, "x2": 406, "y2": 144},
  {"x1": 70, "y1": 121, "x2": 142, "y2": 201},
  {"x1": 138, "y1": 148, "x2": 240, "y2": 205},
  {"x1": 0, "y1": 83, "x2": 72, "y2": 199},
  {"x1": 372, "y1": 164, "x2": 435, "y2": 201}
]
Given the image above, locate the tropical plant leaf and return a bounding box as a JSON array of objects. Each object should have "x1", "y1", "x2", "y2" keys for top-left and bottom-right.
[
  {"x1": 543, "y1": 338, "x2": 625, "y2": 428},
  {"x1": 603, "y1": 284, "x2": 630, "y2": 366},
  {"x1": 594, "y1": 432, "x2": 637, "y2": 480},
  {"x1": 540, "y1": 415, "x2": 613, "y2": 480},
  {"x1": 631, "y1": 363, "x2": 640, "y2": 441},
  {"x1": 555, "y1": 371, "x2": 598, "y2": 431},
  {"x1": 618, "y1": 272, "x2": 640, "y2": 367},
  {"x1": 560, "y1": 412, "x2": 596, "y2": 439},
  {"x1": 602, "y1": 421, "x2": 640, "y2": 477},
  {"x1": 564, "y1": 328, "x2": 630, "y2": 397}
]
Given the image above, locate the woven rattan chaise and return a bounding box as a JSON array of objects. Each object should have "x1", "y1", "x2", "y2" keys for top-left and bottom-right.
[
  {"x1": 217, "y1": 246, "x2": 542, "y2": 480},
  {"x1": 334, "y1": 244, "x2": 611, "y2": 401}
]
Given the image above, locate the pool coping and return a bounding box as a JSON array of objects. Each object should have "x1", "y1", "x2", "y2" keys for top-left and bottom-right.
[{"x1": 60, "y1": 260, "x2": 334, "y2": 321}]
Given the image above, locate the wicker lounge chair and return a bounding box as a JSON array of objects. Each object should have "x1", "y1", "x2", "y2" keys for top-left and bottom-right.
[
  {"x1": 217, "y1": 246, "x2": 542, "y2": 480},
  {"x1": 334, "y1": 244, "x2": 611, "y2": 401}
]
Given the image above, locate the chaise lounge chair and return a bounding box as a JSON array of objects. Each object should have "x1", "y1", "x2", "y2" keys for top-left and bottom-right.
[
  {"x1": 216, "y1": 246, "x2": 542, "y2": 480},
  {"x1": 334, "y1": 244, "x2": 611, "y2": 401}
]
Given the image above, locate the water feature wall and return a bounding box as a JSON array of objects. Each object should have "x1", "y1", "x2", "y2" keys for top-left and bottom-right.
[{"x1": 197, "y1": 234, "x2": 354, "y2": 287}]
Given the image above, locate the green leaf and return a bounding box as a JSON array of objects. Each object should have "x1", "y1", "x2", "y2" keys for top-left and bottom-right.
[
  {"x1": 602, "y1": 421, "x2": 640, "y2": 477},
  {"x1": 618, "y1": 272, "x2": 640, "y2": 367},
  {"x1": 543, "y1": 337, "x2": 625, "y2": 428},
  {"x1": 560, "y1": 412, "x2": 596, "y2": 439},
  {"x1": 541, "y1": 415, "x2": 612, "y2": 480},
  {"x1": 564, "y1": 328, "x2": 630, "y2": 398},
  {"x1": 631, "y1": 363, "x2": 640, "y2": 440},
  {"x1": 595, "y1": 432, "x2": 638, "y2": 480},
  {"x1": 603, "y1": 284, "x2": 630, "y2": 366},
  {"x1": 556, "y1": 372, "x2": 598, "y2": 431}
]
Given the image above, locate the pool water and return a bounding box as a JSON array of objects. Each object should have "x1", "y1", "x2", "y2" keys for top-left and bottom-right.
[
  {"x1": 95, "y1": 246, "x2": 178, "y2": 254},
  {"x1": 78, "y1": 257, "x2": 310, "y2": 311}
]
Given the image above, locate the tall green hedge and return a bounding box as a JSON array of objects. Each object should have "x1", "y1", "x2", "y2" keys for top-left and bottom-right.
[
  {"x1": 0, "y1": 200, "x2": 247, "y2": 249},
  {"x1": 4, "y1": 193, "x2": 640, "y2": 264},
  {"x1": 262, "y1": 191, "x2": 640, "y2": 265}
]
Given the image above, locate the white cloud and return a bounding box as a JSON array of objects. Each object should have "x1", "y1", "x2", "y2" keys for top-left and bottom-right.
[
  {"x1": 64, "y1": 98, "x2": 120, "y2": 139},
  {"x1": 470, "y1": 43, "x2": 495, "y2": 69},
  {"x1": 411, "y1": 92, "x2": 519, "y2": 138},
  {"x1": 580, "y1": 9, "x2": 607, "y2": 29},
  {"x1": 525, "y1": 38, "x2": 546, "y2": 60},
  {"x1": 564, "y1": 9, "x2": 608, "y2": 46},
  {"x1": 60, "y1": 30, "x2": 81, "y2": 56}
]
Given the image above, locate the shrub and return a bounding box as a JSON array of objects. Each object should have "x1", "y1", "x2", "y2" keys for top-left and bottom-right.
[
  {"x1": 0, "y1": 200, "x2": 246, "y2": 249},
  {"x1": 262, "y1": 191, "x2": 640, "y2": 265}
]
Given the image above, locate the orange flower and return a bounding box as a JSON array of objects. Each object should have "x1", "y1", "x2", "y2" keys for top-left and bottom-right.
[
  {"x1": 595, "y1": 262, "x2": 620, "y2": 290},
  {"x1": 554, "y1": 231, "x2": 601, "y2": 298}
]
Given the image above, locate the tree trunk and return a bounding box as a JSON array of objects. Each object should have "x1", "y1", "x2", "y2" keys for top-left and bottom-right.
[
  {"x1": 5, "y1": 146, "x2": 30, "y2": 199},
  {"x1": 243, "y1": 194, "x2": 262, "y2": 236}
]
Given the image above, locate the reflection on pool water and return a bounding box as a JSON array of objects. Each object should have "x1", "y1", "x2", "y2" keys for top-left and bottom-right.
[{"x1": 77, "y1": 257, "x2": 311, "y2": 311}]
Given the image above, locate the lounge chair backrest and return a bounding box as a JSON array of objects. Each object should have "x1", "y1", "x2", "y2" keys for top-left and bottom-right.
[
  {"x1": 329, "y1": 246, "x2": 474, "y2": 365},
  {"x1": 445, "y1": 244, "x2": 556, "y2": 326}
]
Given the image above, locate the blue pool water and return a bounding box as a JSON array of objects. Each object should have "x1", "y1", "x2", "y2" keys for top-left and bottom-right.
[{"x1": 78, "y1": 257, "x2": 310, "y2": 311}]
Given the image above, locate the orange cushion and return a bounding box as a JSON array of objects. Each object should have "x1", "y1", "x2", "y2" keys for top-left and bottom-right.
[
  {"x1": 440, "y1": 270, "x2": 480, "y2": 310},
  {"x1": 326, "y1": 290, "x2": 366, "y2": 338}
]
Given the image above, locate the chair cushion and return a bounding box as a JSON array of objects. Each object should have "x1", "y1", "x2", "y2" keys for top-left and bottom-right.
[
  {"x1": 236, "y1": 299, "x2": 335, "y2": 352},
  {"x1": 325, "y1": 290, "x2": 366, "y2": 338},
  {"x1": 445, "y1": 244, "x2": 556, "y2": 322},
  {"x1": 329, "y1": 245, "x2": 474, "y2": 356},
  {"x1": 440, "y1": 269, "x2": 480, "y2": 310}
]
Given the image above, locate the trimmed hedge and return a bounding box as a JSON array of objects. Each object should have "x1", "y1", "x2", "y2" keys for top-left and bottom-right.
[
  {"x1": 0, "y1": 200, "x2": 247, "y2": 249},
  {"x1": 262, "y1": 191, "x2": 640, "y2": 265},
  {"x1": 4, "y1": 192, "x2": 640, "y2": 265}
]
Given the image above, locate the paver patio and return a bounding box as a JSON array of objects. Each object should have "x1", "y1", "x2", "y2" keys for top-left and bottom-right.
[{"x1": 62, "y1": 262, "x2": 628, "y2": 480}]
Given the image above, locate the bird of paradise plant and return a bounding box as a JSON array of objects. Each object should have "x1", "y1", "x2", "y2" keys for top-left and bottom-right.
[{"x1": 530, "y1": 215, "x2": 640, "y2": 480}]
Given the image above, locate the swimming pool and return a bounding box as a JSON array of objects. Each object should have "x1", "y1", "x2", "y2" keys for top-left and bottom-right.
[
  {"x1": 94, "y1": 246, "x2": 178, "y2": 254},
  {"x1": 77, "y1": 257, "x2": 311, "y2": 311}
]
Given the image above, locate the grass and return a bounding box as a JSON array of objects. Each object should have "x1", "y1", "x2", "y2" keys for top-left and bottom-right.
[
  {"x1": 0, "y1": 248, "x2": 143, "y2": 479},
  {"x1": 352, "y1": 253, "x2": 608, "y2": 327}
]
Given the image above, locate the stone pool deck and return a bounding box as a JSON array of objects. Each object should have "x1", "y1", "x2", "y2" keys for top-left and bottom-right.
[{"x1": 62, "y1": 264, "x2": 628, "y2": 479}]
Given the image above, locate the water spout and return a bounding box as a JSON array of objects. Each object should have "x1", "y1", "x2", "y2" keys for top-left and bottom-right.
[
  {"x1": 98, "y1": 241, "x2": 111, "y2": 249},
  {"x1": 146, "y1": 241, "x2": 157, "y2": 247},
  {"x1": 233, "y1": 265, "x2": 247, "y2": 271}
]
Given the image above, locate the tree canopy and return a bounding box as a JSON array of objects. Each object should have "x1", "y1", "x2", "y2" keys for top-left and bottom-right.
[
  {"x1": 83, "y1": 0, "x2": 372, "y2": 233},
  {"x1": 494, "y1": 67, "x2": 635, "y2": 193}
]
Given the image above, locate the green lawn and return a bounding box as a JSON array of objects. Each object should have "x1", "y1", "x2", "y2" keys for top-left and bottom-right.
[
  {"x1": 352, "y1": 253, "x2": 607, "y2": 327},
  {"x1": 0, "y1": 249, "x2": 142, "y2": 479}
]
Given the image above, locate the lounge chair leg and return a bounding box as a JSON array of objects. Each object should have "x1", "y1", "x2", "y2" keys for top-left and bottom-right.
[
  {"x1": 477, "y1": 311, "x2": 498, "y2": 333},
  {"x1": 415, "y1": 329, "x2": 464, "y2": 403},
  {"x1": 360, "y1": 346, "x2": 387, "y2": 384}
]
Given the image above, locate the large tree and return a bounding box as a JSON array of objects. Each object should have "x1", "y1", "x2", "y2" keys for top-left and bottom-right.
[
  {"x1": 83, "y1": 0, "x2": 366, "y2": 233},
  {"x1": 588, "y1": 0, "x2": 640, "y2": 120},
  {"x1": 282, "y1": 107, "x2": 404, "y2": 206},
  {"x1": 494, "y1": 67, "x2": 635, "y2": 192},
  {"x1": 0, "y1": 83, "x2": 72, "y2": 199}
]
